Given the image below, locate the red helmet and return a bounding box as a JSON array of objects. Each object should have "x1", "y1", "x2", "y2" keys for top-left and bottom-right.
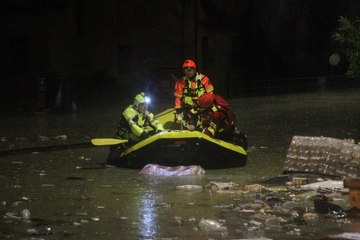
[
  {"x1": 182, "y1": 59, "x2": 196, "y2": 71},
  {"x1": 197, "y1": 93, "x2": 213, "y2": 109}
]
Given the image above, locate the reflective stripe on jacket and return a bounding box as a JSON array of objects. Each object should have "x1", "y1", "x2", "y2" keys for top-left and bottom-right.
[
  {"x1": 200, "y1": 96, "x2": 236, "y2": 140},
  {"x1": 115, "y1": 105, "x2": 164, "y2": 142},
  {"x1": 174, "y1": 72, "x2": 214, "y2": 109}
]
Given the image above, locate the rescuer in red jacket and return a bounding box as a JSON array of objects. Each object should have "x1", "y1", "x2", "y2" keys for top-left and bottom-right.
[
  {"x1": 174, "y1": 59, "x2": 214, "y2": 128},
  {"x1": 196, "y1": 92, "x2": 236, "y2": 141}
]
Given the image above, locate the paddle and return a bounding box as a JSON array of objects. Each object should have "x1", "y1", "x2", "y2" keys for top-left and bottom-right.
[
  {"x1": 179, "y1": 119, "x2": 183, "y2": 131},
  {"x1": 91, "y1": 138, "x2": 128, "y2": 146},
  {"x1": 170, "y1": 109, "x2": 184, "y2": 131},
  {"x1": 155, "y1": 107, "x2": 175, "y2": 118}
]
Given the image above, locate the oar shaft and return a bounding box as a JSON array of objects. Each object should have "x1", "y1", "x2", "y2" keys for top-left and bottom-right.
[{"x1": 91, "y1": 138, "x2": 128, "y2": 146}]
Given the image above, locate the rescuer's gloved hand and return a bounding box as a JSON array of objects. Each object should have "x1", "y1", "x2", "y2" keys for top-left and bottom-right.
[
  {"x1": 186, "y1": 124, "x2": 195, "y2": 131},
  {"x1": 175, "y1": 109, "x2": 183, "y2": 121},
  {"x1": 140, "y1": 131, "x2": 149, "y2": 140},
  {"x1": 176, "y1": 113, "x2": 184, "y2": 121}
]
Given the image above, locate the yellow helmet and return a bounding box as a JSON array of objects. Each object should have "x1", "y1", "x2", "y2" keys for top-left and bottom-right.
[{"x1": 134, "y1": 92, "x2": 150, "y2": 108}]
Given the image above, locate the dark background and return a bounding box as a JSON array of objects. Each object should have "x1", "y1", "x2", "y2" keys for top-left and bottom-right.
[{"x1": 0, "y1": 0, "x2": 359, "y2": 113}]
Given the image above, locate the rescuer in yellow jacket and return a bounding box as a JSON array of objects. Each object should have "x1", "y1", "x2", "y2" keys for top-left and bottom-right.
[{"x1": 105, "y1": 92, "x2": 164, "y2": 166}]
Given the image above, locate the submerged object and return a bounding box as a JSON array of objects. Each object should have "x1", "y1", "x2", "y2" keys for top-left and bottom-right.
[{"x1": 139, "y1": 164, "x2": 205, "y2": 176}]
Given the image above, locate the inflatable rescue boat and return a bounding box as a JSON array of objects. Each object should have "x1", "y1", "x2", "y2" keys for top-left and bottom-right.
[{"x1": 93, "y1": 108, "x2": 247, "y2": 169}]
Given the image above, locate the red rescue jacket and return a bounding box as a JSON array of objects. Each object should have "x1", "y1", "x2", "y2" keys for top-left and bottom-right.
[
  {"x1": 199, "y1": 95, "x2": 236, "y2": 140},
  {"x1": 174, "y1": 72, "x2": 214, "y2": 109}
]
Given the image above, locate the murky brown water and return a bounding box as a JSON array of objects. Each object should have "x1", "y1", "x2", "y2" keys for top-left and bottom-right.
[{"x1": 1, "y1": 89, "x2": 360, "y2": 239}]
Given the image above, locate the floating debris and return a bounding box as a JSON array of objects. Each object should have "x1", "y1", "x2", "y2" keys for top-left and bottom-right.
[
  {"x1": 38, "y1": 135, "x2": 51, "y2": 141},
  {"x1": 54, "y1": 135, "x2": 67, "y2": 140},
  {"x1": 16, "y1": 137, "x2": 28, "y2": 141},
  {"x1": 41, "y1": 184, "x2": 55, "y2": 187},
  {"x1": 326, "y1": 232, "x2": 360, "y2": 239},
  {"x1": 140, "y1": 164, "x2": 205, "y2": 176},
  {"x1": 66, "y1": 176, "x2": 85, "y2": 180},
  {"x1": 176, "y1": 185, "x2": 202, "y2": 191},
  {"x1": 21, "y1": 209, "x2": 30, "y2": 220},
  {"x1": 197, "y1": 218, "x2": 228, "y2": 232}
]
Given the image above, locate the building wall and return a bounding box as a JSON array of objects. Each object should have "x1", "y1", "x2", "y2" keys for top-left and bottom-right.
[
  {"x1": 2, "y1": 0, "x2": 354, "y2": 111},
  {"x1": 0, "y1": 0, "x2": 213, "y2": 108}
]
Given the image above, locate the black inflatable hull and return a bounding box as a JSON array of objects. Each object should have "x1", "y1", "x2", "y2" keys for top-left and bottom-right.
[{"x1": 115, "y1": 130, "x2": 247, "y2": 169}]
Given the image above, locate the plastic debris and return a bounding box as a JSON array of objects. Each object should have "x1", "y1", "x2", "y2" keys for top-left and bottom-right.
[
  {"x1": 197, "y1": 218, "x2": 228, "y2": 232},
  {"x1": 292, "y1": 177, "x2": 329, "y2": 185},
  {"x1": 206, "y1": 181, "x2": 240, "y2": 191},
  {"x1": 139, "y1": 164, "x2": 205, "y2": 176},
  {"x1": 41, "y1": 184, "x2": 55, "y2": 187},
  {"x1": 54, "y1": 135, "x2": 67, "y2": 140},
  {"x1": 299, "y1": 180, "x2": 345, "y2": 191},
  {"x1": 273, "y1": 201, "x2": 298, "y2": 214},
  {"x1": 245, "y1": 184, "x2": 263, "y2": 192},
  {"x1": 315, "y1": 195, "x2": 346, "y2": 209},
  {"x1": 303, "y1": 212, "x2": 319, "y2": 221},
  {"x1": 327, "y1": 232, "x2": 360, "y2": 239},
  {"x1": 12, "y1": 201, "x2": 22, "y2": 206},
  {"x1": 21, "y1": 209, "x2": 30, "y2": 220},
  {"x1": 26, "y1": 229, "x2": 36, "y2": 234},
  {"x1": 289, "y1": 206, "x2": 306, "y2": 223},
  {"x1": 16, "y1": 137, "x2": 28, "y2": 141},
  {"x1": 263, "y1": 196, "x2": 283, "y2": 207},
  {"x1": 284, "y1": 136, "x2": 360, "y2": 178},
  {"x1": 152, "y1": 203, "x2": 170, "y2": 208},
  {"x1": 38, "y1": 135, "x2": 51, "y2": 141},
  {"x1": 4, "y1": 212, "x2": 22, "y2": 220},
  {"x1": 176, "y1": 185, "x2": 202, "y2": 191},
  {"x1": 76, "y1": 212, "x2": 88, "y2": 216},
  {"x1": 239, "y1": 203, "x2": 264, "y2": 210},
  {"x1": 29, "y1": 229, "x2": 54, "y2": 236},
  {"x1": 325, "y1": 210, "x2": 347, "y2": 219},
  {"x1": 55, "y1": 211, "x2": 71, "y2": 216}
]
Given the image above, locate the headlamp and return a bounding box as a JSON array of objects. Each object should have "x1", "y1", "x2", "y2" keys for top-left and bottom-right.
[{"x1": 144, "y1": 96, "x2": 150, "y2": 104}]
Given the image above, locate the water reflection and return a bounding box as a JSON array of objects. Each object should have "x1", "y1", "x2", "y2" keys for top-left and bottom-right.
[
  {"x1": 2, "y1": 90, "x2": 360, "y2": 239},
  {"x1": 139, "y1": 185, "x2": 160, "y2": 237}
]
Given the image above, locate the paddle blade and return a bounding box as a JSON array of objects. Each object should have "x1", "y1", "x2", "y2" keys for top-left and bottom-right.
[
  {"x1": 155, "y1": 108, "x2": 175, "y2": 118},
  {"x1": 91, "y1": 138, "x2": 128, "y2": 146}
]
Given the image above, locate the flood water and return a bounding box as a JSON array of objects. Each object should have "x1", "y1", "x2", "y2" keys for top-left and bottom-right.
[{"x1": 1, "y1": 89, "x2": 360, "y2": 239}]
